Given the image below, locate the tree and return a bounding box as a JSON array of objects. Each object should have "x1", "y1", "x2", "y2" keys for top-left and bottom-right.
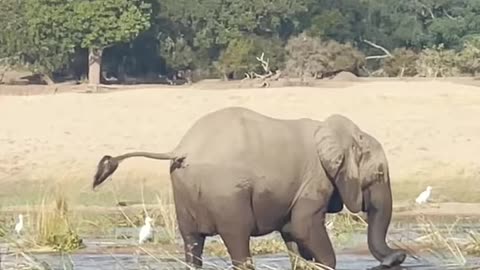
[
  {"x1": 70, "y1": 0, "x2": 152, "y2": 85},
  {"x1": 155, "y1": 0, "x2": 306, "y2": 75},
  {"x1": 158, "y1": 35, "x2": 196, "y2": 72},
  {"x1": 0, "y1": 0, "x2": 76, "y2": 84},
  {"x1": 302, "y1": 0, "x2": 368, "y2": 43}
]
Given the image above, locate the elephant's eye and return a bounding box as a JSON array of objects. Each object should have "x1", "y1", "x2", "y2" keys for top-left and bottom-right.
[{"x1": 351, "y1": 143, "x2": 363, "y2": 164}]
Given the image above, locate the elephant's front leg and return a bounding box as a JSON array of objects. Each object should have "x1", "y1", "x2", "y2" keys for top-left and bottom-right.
[
  {"x1": 280, "y1": 223, "x2": 314, "y2": 269},
  {"x1": 290, "y1": 199, "x2": 336, "y2": 269}
]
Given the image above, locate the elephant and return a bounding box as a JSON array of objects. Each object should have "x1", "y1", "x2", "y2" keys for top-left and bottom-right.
[{"x1": 92, "y1": 106, "x2": 406, "y2": 270}]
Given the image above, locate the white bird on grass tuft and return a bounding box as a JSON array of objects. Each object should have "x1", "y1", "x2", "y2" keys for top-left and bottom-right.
[
  {"x1": 415, "y1": 186, "x2": 432, "y2": 204},
  {"x1": 138, "y1": 216, "x2": 154, "y2": 244},
  {"x1": 14, "y1": 214, "x2": 24, "y2": 235}
]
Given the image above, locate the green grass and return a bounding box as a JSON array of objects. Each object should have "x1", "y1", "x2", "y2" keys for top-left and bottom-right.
[
  {"x1": 2, "y1": 173, "x2": 480, "y2": 208},
  {"x1": 0, "y1": 176, "x2": 168, "y2": 207},
  {"x1": 1, "y1": 176, "x2": 480, "y2": 270},
  {"x1": 21, "y1": 189, "x2": 84, "y2": 252},
  {"x1": 2, "y1": 193, "x2": 480, "y2": 270}
]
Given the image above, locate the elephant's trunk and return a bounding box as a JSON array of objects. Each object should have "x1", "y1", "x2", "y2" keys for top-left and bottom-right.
[{"x1": 365, "y1": 179, "x2": 407, "y2": 267}]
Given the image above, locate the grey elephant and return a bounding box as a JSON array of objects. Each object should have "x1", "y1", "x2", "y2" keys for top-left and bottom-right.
[{"x1": 92, "y1": 107, "x2": 406, "y2": 270}]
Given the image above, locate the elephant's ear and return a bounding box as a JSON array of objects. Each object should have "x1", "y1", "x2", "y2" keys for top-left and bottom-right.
[
  {"x1": 314, "y1": 124, "x2": 363, "y2": 213},
  {"x1": 313, "y1": 124, "x2": 345, "y2": 179}
]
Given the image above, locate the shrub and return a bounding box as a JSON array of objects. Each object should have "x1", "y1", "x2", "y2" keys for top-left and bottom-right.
[
  {"x1": 284, "y1": 32, "x2": 365, "y2": 81},
  {"x1": 383, "y1": 48, "x2": 419, "y2": 77},
  {"x1": 416, "y1": 44, "x2": 459, "y2": 77},
  {"x1": 217, "y1": 38, "x2": 257, "y2": 79},
  {"x1": 217, "y1": 36, "x2": 285, "y2": 80},
  {"x1": 456, "y1": 38, "x2": 480, "y2": 76},
  {"x1": 33, "y1": 191, "x2": 84, "y2": 252}
]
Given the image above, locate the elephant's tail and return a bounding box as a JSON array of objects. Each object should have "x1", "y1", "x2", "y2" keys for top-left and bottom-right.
[{"x1": 92, "y1": 151, "x2": 186, "y2": 190}]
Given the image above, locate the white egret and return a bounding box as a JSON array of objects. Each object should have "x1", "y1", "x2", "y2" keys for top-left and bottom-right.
[
  {"x1": 138, "y1": 216, "x2": 154, "y2": 244},
  {"x1": 14, "y1": 214, "x2": 24, "y2": 235},
  {"x1": 415, "y1": 186, "x2": 432, "y2": 204}
]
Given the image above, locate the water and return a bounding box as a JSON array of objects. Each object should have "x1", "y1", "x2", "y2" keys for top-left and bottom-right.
[
  {"x1": 2, "y1": 250, "x2": 479, "y2": 270},
  {"x1": 1, "y1": 221, "x2": 480, "y2": 270}
]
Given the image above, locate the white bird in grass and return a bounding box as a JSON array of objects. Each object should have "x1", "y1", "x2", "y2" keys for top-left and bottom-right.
[
  {"x1": 326, "y1": 220, "x2": 334, "y2": 230},
  {"x1": 138, "y1": 216, "x2": 154, "y2": 244},
  {"x1": 14, "y1": 214, "x2": 24, "y2": 235},
  {"x1": 415, "y1": 186, "x2": 432, "y2": 204}
]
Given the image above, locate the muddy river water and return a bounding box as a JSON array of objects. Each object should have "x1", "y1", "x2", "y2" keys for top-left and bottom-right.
[
  {"x1": 1, "y1": 220, "x2": 480, "y2": 270},
  {"x1": 2, "y1": 249, "x2": 479, "y2": 270}
]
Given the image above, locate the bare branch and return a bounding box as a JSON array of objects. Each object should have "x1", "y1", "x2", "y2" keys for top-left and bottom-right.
[
  {"x1": 271, "y1": 70, "x2": 282, "y2": 81},
  {"x1": 365, "y1": 55, "x2": 391, "y2": 60},
  {"x1": 443, "y1": 9, "x2": 457, "y2": 20},
  {"x1": 363, "y1": 39, "x2": 393, "y2": 61},
  {"x1": 362, "y1": 39, "x2": 392, "y2": 57},
  {"x1": 256, "y1": 52, "x2": 271, "y2": 73},
  {"x1": 251, "y1": 70, "x2": 273, "y2": 80}
]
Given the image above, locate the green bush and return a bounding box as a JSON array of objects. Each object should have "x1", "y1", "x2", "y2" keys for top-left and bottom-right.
[
  {"x1": 217, "y1": 36, "x2": 285, "y2": 80},
  {"x1": 217, "y1": 38, "x2": 257, "y2": 79}
]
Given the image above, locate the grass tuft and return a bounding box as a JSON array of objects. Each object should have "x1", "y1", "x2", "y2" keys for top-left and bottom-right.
[
  {"x1": 465, "y1": 230, "x2": 480, "y2": 255},
  {"x1": 27, "y1": 188, "x2": 84, "y2": 252}
]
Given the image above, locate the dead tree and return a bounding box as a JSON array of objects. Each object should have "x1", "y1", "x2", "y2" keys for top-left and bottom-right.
[{"x1": 243, "y1": 52, "x2": 281, "y2": 88}]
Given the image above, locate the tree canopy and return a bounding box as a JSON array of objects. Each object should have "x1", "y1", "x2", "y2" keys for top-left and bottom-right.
[{"x1": 1, "y1": 0, "x2": 480, "y2": 84}]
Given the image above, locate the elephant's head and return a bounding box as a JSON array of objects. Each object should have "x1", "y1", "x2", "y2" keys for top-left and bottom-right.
[{"x1": 314, "y1": 114, "x2": 406, "y2": 267}]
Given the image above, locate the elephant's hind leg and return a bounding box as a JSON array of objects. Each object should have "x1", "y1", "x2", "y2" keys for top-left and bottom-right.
[
  {"x1": 290, "y1": 199, "x2": 336, "y2": 269},
  {"x1": 220, "y1": 231, "x2": 254, "y2": 270},
  {"x1": 216, "y1": 201, "x2": 256, "y2": 269},
  {"x1": 182, "y1": 233, "x2": 206, "y2": 269},
  {"x1": 213, "y1": 189, "x2": 256, "y2": 269}
]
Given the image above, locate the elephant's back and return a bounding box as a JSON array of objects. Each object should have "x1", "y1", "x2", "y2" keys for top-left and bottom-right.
[{"x1": 173, "y1": 107, "x2": 306, "y2": 165}]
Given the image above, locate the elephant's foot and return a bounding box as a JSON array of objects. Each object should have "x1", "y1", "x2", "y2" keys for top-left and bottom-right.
[
  {"x1": 380, "y1": 250, "x2": 406, "y2": 267},
  {"x1": 288, "y1": 254, "x2": 314, "y2": 270},
  {"x1": 368, "y1": 265, "x2": 406, "y2": 270},
  {"x1": 367, "y1": 251, "x2": 407, "y2": 270}
]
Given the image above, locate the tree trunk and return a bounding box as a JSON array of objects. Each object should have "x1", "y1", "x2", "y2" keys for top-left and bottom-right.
[
  {"x1": 40, "y1": 73, "x2": 58, "y2": 94},
  {"x1": 88, "y1": 48, "x2": 103, "y2": 86},
  {"x1": 40, "y1": 74, "x2": 55, "y2": 85}
]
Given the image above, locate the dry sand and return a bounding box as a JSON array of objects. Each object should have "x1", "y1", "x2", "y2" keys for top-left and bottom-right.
[{"x1": 1, "y1": 79, "x2": 480, "y2": 206}]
